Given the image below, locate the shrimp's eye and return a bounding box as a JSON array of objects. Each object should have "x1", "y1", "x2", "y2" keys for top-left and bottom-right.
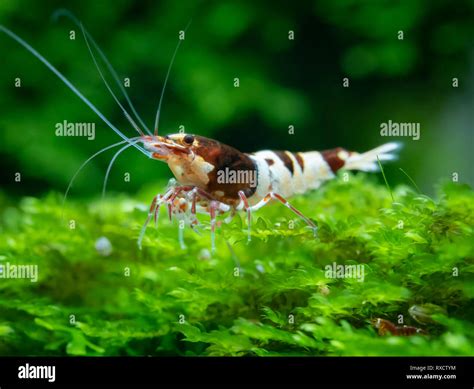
[{"x1": 183, "y1": 134, "x2": 195, "y2": 145}]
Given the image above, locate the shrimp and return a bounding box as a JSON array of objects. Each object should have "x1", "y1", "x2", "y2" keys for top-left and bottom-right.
[
  {"x1": 0, "y1": 13, "x2": 401, "y2": 252},
  {"x1": 371, "y1": 318, "x2": 427, "y2": 336},
  {"x1": 137, "y1": 134, "x2": 400, "y2": 250}
]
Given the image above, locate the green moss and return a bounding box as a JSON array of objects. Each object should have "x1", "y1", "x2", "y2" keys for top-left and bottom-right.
[{"x1": 0, "y1": 174, "x2": 473, "y2": 356}]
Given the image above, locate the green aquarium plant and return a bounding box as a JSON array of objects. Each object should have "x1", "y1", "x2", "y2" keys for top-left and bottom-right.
[{"x1": 0, "y1": 174, "x2": 472, "y2": 356}]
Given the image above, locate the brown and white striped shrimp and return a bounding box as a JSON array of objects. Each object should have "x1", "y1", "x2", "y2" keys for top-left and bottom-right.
[
  {"x1": 137, "y1": 134, "x2": 400, "y2": 250},
  {"x1": 371, "y1": 318, "x2": 427, "y2": 336},
  {"x1": 0, "y1": 12, "x2": 401, "y2": 251}
]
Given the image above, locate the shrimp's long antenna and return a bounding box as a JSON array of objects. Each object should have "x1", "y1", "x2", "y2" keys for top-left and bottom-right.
[
  {"x1": 0, "y1": 24, "x2": 150, "y2": 157},
  {"x1": 52, "y1": 9, "x2": 153, "y2": 135},
  {"x1": 62, "y1": 139, "x2": 129, "y2": 210},
  {"x1": 102, "y1": 140, "x2": 140, "y2": 199},
  {"x1": 80, "y1": 22, "x2": 145, "y2": 138},
  {"x1": 153, "y1": 20, "x2": 191, "y2": 136}
]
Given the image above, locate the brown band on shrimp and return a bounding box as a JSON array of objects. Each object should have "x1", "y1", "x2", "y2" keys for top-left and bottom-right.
[
  {"x1": 294, "y1": 152, "x2": 305, "y2": 172},
  {"x1": 321, "y1": 147, "x2": 349, "y2": 173},
  {"x1": 192, "y1": 136, "x2": 258, "y2": 201},
  {"x1": 274, "y1": 151, "x2": 295, "y2": 175}
]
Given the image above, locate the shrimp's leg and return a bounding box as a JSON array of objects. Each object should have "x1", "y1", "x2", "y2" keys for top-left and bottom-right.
[
  {"x1": 139, "y1": 185, "x2": 194, "y2": 245},
  {"x1": 248, "y1": 192, "x2": 318, "y2": 236},
  {"x1": 160, "y1": 185, "x2": 194, "y2": 222},
  {"x1": 238, "y1": 190, "x2": 252, "y2": 242},
  {"x1": 154, "y1": 195, "x2": 162, "y2": 228},
  {"x1": 187, "y1": 188, "x2": 202, "y2": 234},
  {"x1": 138, "y1": 195, "x2": 159, "y2": 249},
  {"x1": 175, "y1": 201, "x2": 187, "y2": 250},
  {"x1": 143, "y1": 186, "x2": 231, "y2": 250},
  {"x1": 209, "y1": 200, "x2": 219, "y2": 252},
  {"x1": 178, "y1": 224, "x2": 186, "y2": 249},
  {"x1": 164, "y1": 185, "x2": 203, "y2": 224},
  {"x1": 138, "y1": 189, "x2": 173, "y2": 249},
  {"x1": 224, "y1": 208, "x2": 236, "y2": 224}
]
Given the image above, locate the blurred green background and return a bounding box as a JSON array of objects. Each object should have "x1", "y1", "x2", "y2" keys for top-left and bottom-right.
[{"x1": 0, "y1": 0, "x2": 473, "y2": 199}]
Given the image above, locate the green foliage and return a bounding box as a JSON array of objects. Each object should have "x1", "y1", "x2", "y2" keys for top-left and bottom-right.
[{"x1": 0, "y1": 174, "x2": 473, "y2": 356}]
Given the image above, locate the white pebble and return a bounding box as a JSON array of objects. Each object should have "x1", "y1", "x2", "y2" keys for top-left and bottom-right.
[
  {"x1": 198, "y1": 248, "x2": 211, "y2": 261},
  {"x1": 95, "y1": 237, "x2": 112, "y2": 256}
]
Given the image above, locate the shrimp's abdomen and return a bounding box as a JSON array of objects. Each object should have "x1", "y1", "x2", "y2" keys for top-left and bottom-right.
[
  {"x1": 248, "y1": 142, "x2": 400, "y2": 203},
  {"x1": 249, "y1": 149, "x2": 336, "y2": 201}
]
